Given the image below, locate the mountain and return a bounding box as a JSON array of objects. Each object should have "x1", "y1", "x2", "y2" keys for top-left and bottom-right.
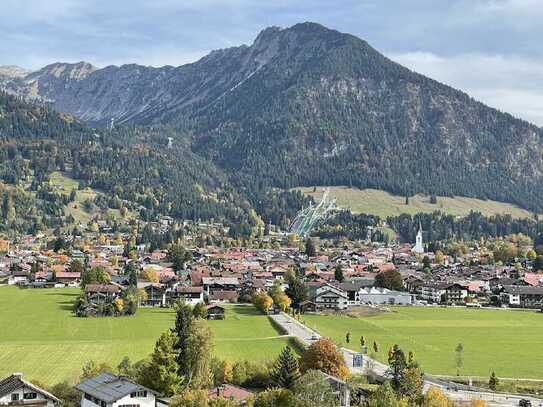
[
  {"x1": 0, "y1": 65, "x2": 31, "y2": 79},
  {"x1": 0, "y1": 91, "x2": 258, "y2": 235},
  {"x1": 2, "y1": 22, "x2": 543, "y2": 214}
]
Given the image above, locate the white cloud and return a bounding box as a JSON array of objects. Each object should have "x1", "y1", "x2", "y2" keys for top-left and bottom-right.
[{"x1": 389, "y1": 51, "x2": 543, "y2": 126}]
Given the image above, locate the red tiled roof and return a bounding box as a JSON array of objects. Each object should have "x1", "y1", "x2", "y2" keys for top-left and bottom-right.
[
  {"x1": 85, "y1": 284, "x2": 120, "y2": 293},
  {"x1": 208, "y1": 384, "x2": 252, "y2": 401}
]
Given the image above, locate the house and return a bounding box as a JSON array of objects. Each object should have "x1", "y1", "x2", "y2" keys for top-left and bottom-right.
[
  {"x1": 55, "y1": 272, "x2": 81, "y2": 286},
  {"x1": 358, "y1": 287, "x2": 413, "y2": 305},
  {"x1": 202, "y1": 277, "x2": 239, "y2": 294},
  {"x1": 8, "y1": 270, "x2": 29, "y2": 286},
  {"x1": 313, "y1": 283, "x2": 348, "y2": 310},
  {"x1": 208, "y1": 384, "x2": 252, "y2": 405},
  {"x1": 83, "y1": 284, "x2": 121, "y2": 314},
  {"x1": 501, "y1": 286, "x2": 543, "y2": 308},
  {"x1": 0, "y1": 373, "x2": 59, "y2": 407},
  {"x1": 420, "y1": 282, "x2": 468, "y2": 304},
  {"x1": 299, "y1": 300, "x2": 317, "y2": 313},
  {"x1": 206, "y1": 304, "x2": 226, "y2": 320},
  {"x1": 141, "y1": 284, "x2": 167, "y2": 307},
  {"x1": 171, "y1": 286, "x2": 204, "y2": 306},
  {"x1": 208, "y1": 290, "x2": 238, "y2": 303},
  {"x1": 76, "y1": 373, "x2": 159, "y2": 407}
]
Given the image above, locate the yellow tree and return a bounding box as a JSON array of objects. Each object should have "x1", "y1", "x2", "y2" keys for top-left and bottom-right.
[
  {"x1": 300, "y1": 337, "x2": 349, "y2": 379},
  {"x1": 253, "y1": 292, "x2": 273, "y2": 314},
  {"x1": 420, "y1": 387, "x2": 455, "y2": 407},
  {"x1": 141, "y1": 268, "x2": 159, "y2": 283}
]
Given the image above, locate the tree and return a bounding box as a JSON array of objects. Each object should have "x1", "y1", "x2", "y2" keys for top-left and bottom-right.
[
  {"x1": 366, "y1": 381, "x2": 402, "y2": 407},
  {"x1": 422, "y1": 256, "x2": 431, "y2": 270},
  {"x1": 360, "y1": 335, "x2": 366, "y2": 349},
  {"x1": 81, "y1": 360, "x2": 112, "y2": 379},
  {"x1": 50, "y1": 381, "x2": 81, "y2": 407},
  {"x1": 193, "y1": 302, "x2": 207, "y2": 319},
  {"x1": 420, "y1": 387, "x2": 455, "y2": 407},
  {"x1": 146, "y1": 330, "x2": 184, "y2": 396},
  {"x1": 81, "y1": 266, "x2": 111, "y2": 288},
  {"x1": 174, "y1": 302, "x2": 195, "y2": 378},
  {"x1": 455, "y1": 343, "x2": 464, "y2": 376},
  {"x1": 274, "y1": 292, "x2": 292, "y2": 312},
  {"x1": 253, "y1": 292, "x2": 273, "y2": 314},
  {"x1": 373, "y1": 340, "x2": 379, "y2": 353},
  {"x1": 69, "y1": 259, "x2": 85, "y2": 274},
  {"x1": 141, "y1": 267, "x2": 159, "y2": 283},
  {"x1": 185, "y1": 320, "x2": 214, "y2": 389},
  {"x1": 399, "y1": 364, "x2": 424, "y2": 404},
  {"x1": 300, "y1": 337, "x2": 349, "y2": 379},
  {"x1": 533, "y1": 256, "x2": 543, "y2": 272},
  {"x1": 169, "y1": 243, "x2": 191, "y2": 273},
  {"x1": 253, "y1": 389, "x2": 296, "y2": 407},
  {"x1": 334, "y1": 265, "x2": 344, "y2": 282},
  {"x1": 435, "y1": 250, "x2": 445, "y2": 264},
  {"x1": 374, "y1": 270, "x2": 403, "y2": 291},
  {"x1": 293, "y1": 370, "x2": 336, "y2": 407},
  {"x1": 117, "y1": 357, "x2": 133, "y2": 376},
  {"x1": 470, "y1": 401, "x2": 488, "y2": 407},
  {"x1": 387, "y1": 344, "x2": 407, "y2": 391},
  {"x1": 488, "y1": 371, "x2": 499, "y2": 390},
  {"x1": 345, "y1": 332, "x2": 350, "y2": 344},
  {"x1": 271, "y1": 346, "x2": 301, "y2": 389},
  {"x1": 304, "y1": 238, "x2": 316, "y2": 257},
  {"x1": 285, "y1": 271, "x2": 308, "y2": 308}
]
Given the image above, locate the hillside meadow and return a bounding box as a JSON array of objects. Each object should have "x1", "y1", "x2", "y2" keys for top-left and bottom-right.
[
  {"x1": 304, "y1": 306, "x2": 543, "y2": 379},
  {"x1": 0, "y1": 287, "x2": 291, "y2": 385},
  {"x1": 295, "y1": 186, "x2": 536, "y2": 219}
]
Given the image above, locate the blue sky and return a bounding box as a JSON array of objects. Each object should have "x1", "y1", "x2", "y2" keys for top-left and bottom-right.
[{"x1": 1, "y1": 0, "x2": 543, "y2": 125}]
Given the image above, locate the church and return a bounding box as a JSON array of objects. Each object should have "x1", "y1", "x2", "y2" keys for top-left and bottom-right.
[{"x1": 412, "y1": 223, "x2": 424, "y2": 254}]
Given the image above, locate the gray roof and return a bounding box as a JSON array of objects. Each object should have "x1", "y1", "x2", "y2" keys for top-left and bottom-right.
[
  {"x1": 502, "y1": 285, "x2": 543, "y2": 295},
  {"x1": 75, "y1": 373, "x2": 157, "y2": 402},
  {"x1": 0, "y1": 374, "x2": 59, "y2": 402}
]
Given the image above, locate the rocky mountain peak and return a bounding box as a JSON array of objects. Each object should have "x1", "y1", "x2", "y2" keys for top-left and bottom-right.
[{"x1": 0, "y1": 65, "x2": 31, "y2": 79}]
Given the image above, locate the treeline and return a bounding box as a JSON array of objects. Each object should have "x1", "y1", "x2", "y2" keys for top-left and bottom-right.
[{"x1": 317, "y1": 210, "x2": 543, "y2": 243}]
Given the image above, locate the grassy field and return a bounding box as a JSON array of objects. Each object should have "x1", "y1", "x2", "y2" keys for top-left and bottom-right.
[
  {"x1": 303, "y1": 307, "x2": 543, "y2": 379},
  {"x1": 49, "y1": 171, "x2": 126, "y2": 224},
  {"x1": 295, "y1": 186, "x2": 535, "y2": 219},
  {"x1": 0, "y1": 287, "x2": 290, "y2": 384}
]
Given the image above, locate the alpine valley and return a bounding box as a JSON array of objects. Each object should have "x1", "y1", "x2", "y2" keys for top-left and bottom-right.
[{"x1": 1, "y1": 22, "x2": 543, "y2": 237}]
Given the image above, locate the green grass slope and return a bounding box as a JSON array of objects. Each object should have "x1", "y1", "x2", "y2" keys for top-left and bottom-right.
[
  {"x1": 304, "y1": 307, "x2": 543, "y2": 379},
  {"x1": 295, "y1": 186, "x2": 536, "y2": 219},
  {"x1": 0, "y1": 287, "x2": 290, "y2": 384}
]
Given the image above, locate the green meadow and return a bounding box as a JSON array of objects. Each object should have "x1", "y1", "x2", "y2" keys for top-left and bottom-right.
[
  {"x1": 303, "y1": 307, "x2": 543, "y2": 379},
  {"x1": 0, "y1": 287, "x2": 290, "y2": 385}
]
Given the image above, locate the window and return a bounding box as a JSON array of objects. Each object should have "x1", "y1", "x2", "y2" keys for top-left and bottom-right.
[
  {"x1": 11, "y1": 394, "x2": 19, "y2": 401},
  {"x1": 24, "y1": 393, "x2": 37, "y2": 400},
  {"x1": 130, "y1": 391, "x2": 147, "y2": 398}
]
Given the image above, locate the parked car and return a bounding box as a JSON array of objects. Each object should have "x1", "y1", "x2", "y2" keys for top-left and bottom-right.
[{"x1": 519, "y1": 398, "x2": 532, "y2": 407}]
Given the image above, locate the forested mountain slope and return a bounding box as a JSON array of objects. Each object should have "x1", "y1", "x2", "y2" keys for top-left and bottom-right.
[
  {"x1": 0, "y1": 92, "x2": 256, "y2": 234},
  {"x1": 2, "y1": 22, "x2": 543, "y2": 213}
]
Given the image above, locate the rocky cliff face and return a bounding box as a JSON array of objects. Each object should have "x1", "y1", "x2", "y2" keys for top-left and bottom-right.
[{"x1": 2, "y1": 22, "x2": 543, "y2": 211}]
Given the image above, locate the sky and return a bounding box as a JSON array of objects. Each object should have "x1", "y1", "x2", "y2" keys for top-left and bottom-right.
[{"x1": 1, "y1": 0, "x2": 542, "y2": 126}]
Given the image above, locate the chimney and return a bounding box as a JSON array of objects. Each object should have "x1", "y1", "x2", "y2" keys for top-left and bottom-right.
[
  {"x1": 13, "y1": 373, "x2": 23, "y2": 378},
  {"x1": 217, "y1": 385, "x2": 225, "y2": 397}
]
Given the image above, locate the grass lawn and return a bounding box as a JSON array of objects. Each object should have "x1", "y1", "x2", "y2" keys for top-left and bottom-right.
[
  {"x1": 303, "y1": 307, "x2": 543, "y2": 379},
  {"x1": 295, "y1": 186, "x2": 536, "y2": 219},
  {"x1": 0, "y1": 287, "x2": 289, "y2": 385}
]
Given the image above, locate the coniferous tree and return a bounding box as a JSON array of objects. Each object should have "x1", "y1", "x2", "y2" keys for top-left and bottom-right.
[
  {"x1": 174, "y1": 302, "x2": 194, "y2": 377},
  {"x1": 271, "y1": 346, "x2": 301, "y2": 389}
]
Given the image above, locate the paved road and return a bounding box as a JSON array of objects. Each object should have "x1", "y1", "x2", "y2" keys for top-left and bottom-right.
[{"x1": 270, "y1": 312, "x2": 542, "y2": 407}]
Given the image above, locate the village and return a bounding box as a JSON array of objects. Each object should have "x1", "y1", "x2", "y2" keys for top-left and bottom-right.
[{"x1": 1, "y1": 219, "x2": 543, "y2": 314}]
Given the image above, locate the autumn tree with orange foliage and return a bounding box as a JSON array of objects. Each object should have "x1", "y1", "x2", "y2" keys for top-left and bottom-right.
[
  {"x1": 300, "y1": 337, "x2": 349, "y2": 379},
  {"x1": 420, "y1": 387, "x2": 455, "y2": 407}
]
